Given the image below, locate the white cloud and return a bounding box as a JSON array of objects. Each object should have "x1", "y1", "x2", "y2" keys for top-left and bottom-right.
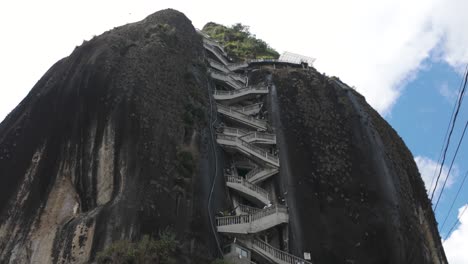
[
  {"x1": 438, "y1": 82, "x2": 459, "y2": 103},
  {"x1": 431, "y1": 0, "x2": 468, "y2": 69},
  {"x1": 443, "y1": 204, "x2": 468, "y2": 264},
  {"x1": 414, "y1": 156, "x2": 457, "y2": 197},
  {"x1": 1, "y1": 0, "x2": 468, "y2": 121}
]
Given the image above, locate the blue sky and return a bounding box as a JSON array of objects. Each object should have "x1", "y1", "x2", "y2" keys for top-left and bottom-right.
[
  {"x1": 388, "y1": 59, "x2": 468, "y2": 240},
  {"x1": 0, "y1": 0, "x2": 467, "y2": 262}
]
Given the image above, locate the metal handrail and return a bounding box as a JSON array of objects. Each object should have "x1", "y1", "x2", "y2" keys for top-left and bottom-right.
[
  {"x1": 228, "y1": 58, "x2": 280, "y2": 68},
  {"x1": 200, "y1": 32, "x2": 311, "y2": 72},
  {"x1": 223, "y1": 126, "x2": 249, "y2": 136},
  {"x1": 216, "y1": 133, "x2": 279, "y2": 165},
  {"x1": 208, "y1": 59, "x2": 228, "y2": 72},
  {"x1": 196, "y1": 30, "x2": 227, "y2": 55},
  {"x1": 217, "y1": 133, "x2": 238, "y2": 141},
  {"x1": 225, "y1": 175, "x2": 270, "y2": 201},
  {"x1": 204, "y1": 43, "x2": 230, "y2": 65},
  {"x1": 249, "y1": 58, "x2": 280, "y2": 63},
  {"x1": 196, "y1": 29, "x2": 211, "y2": 39},
  {"x1": 252, "y1": 239, "x2": 313, "y2": 264},
  {"x1": 227, "y1": 58, "x2": 308, "y2": 71},
  {"x1": 213, "y1": 86, "x2": 268, "y2": 96},
  {"x1": 208, "y1": 59, "x2": 247, "y2": 83},
  {"x1": 210, "y1": 71, "x2": 245, "y2": 90},
  {"x1": 231, "y1": 75, "x2": 248, "y2": 84},
  {"x1": 239, "y1": 140, "x2": 276, "y2": 161},
  {"x1": 208, "y1": 58, "x2": 227, "y2": 68},
  {"x1": 216, "y1": 104, "x2": 268, "y2": 128},
  {"x1": 203, "y1": 38, "x2": 226, "y2": 53},
  {"x1": 216, "y1": 205, "x2": 287, "y2": 226},
  {"x1": 238, "y1": 204, "x2": 262, "y2": 215},
  {"x1": 228, "y1": 61, "x2": 250, "y2": 68},
  {"x1": 233, "y1": 103, "x2": 262, "y2": 113},
  {"x1": 245, "y1": 166, "x2": 276, "y2": 180},
  {"x1": 228, "y1": 63, "x2": 249, "y2": 71},
  {"x1": 209, "y1": 70, "x2": 247, "y2": 86},
  {"x1": 241, "y1": 132, "x2": 276, "y2": 142},
  {"x1": 209, "y1": 66, "x2": 245, "y2": 79},
  {"x1": 245, "y1": 166, "x2": 264, "y2": 180}
]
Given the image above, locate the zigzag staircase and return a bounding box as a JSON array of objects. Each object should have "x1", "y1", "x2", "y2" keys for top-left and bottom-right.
[
  {"x1": 216, "y1": 205, "x2": 288, "y2": 234},
  {"x1": 199, "y1": 30, "x2": 313, "y2": 264},
  {"x1": 216, "y1": 104, "x2": 268, "y2": 131}
]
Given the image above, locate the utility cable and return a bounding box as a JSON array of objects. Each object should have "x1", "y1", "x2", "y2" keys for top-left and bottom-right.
[
  {"x1": 428, "y1": 66, "x2": 468, "y2": 196},
  {"x1": 206, "y1": 68, "x2": 223, "y2": 257},
  {"x1": 430, "y1": 67, "x2": 467, "y2": 198},
  {"x1": 445, "y1": 205, "x2": 468, "y2": 239},
  {"x1": 440, "y1": 170, "x2": 468, "y2": 231},
  {"x1": 430, "y1": 67, "x2": 468, "y2": 202},
  {"x1": 433, "y1": 120, "x2": 468, "y2": 211}
]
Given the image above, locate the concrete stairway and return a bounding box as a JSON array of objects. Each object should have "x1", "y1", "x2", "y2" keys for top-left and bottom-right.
[
  {"x1": 208, "y1": 59, "x2": 247, "y2": 83},
  {"x1": 228, "y1": 62, "x2": 249, "y2": 71},
  {"x1": 208, "y1": 58, "x2": 230, "y2": 73},
  {"x1": 250, "y1": 239, "x2": 313, "y2": 264},
  {"x1": 216, "y1": 134, "x2": 279, "y2": 167},
  {"x1": 199, "y1": 32, "x2": 249, "y2": 71},
  {"x1": 225, "y1": 175, "x2": 271, "y2": 206},
  {"x1": 238, "y1": 204, "x2": 263, "y2": 215},
  {"x1": 246, "y1": 166, "x2": 279, "y2": 184},
  {"x1": 227, "y1": 57, "x2": 304, "y2": 72},
  {"x1": 217, "y1": 104, "x2": 268, "y2": 131},
  {"x1": 216, "y1": 205, "x2": 288, "y2": 234},
  {"x1": 197, "y1": 30, "x2": 251, "y2": 72},
  {"x1": 210, "y1": 70, "x2": 246, "y2": 90},
  {"x1": 232, "y1": 103, "x2": 263, "y2": 115},
  {"x1": 202, "y1": 37, "x2": 227, "y2": 57},
  {"x1": 228, "y1": 58, "x2": 283, "y2": 71},
  {"x1": 204, "y1": 43, "x2": 230, "y2": 65},
  {"x1": 221, "y1": 126, "x2": 249, "y2": 137},
  {"x1": 233, "y1": 156, "x2": 258, "y2": 170},
  {"x1": 221, "y1": 127, "x2": 275, "y2": 144},
  {"x1": 200, "y1": 29, "x2": 313, "y2": 264},
  {"x1": 241, "y1": 132, "x2": 276, "y2": 145},
  {"x1": 213, "y1": 86, "x2": 269, "y2": 104}
]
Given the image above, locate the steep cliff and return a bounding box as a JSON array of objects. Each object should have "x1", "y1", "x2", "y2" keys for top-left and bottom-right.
[
  {"x1": 0, "y1": 8, "x2": 447, "y2": 264},
  {"x1": 0, "y1": 9, "x2": 226, "y2": 264},
  {"x1": 269, "y1": 68, "x2": 446, "y2": 263}
]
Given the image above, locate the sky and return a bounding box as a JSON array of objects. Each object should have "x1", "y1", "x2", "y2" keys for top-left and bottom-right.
[{"x1": 0, "y1": 0, "x2": 467, "y2": 262}]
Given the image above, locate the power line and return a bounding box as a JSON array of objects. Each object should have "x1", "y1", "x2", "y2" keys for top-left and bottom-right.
[
  {"x1": 433, "y1": 120, "x2": 468, "y2": 211},
  {"x1": 430, "y1": 67, "x2": 468, "y2": 202},
  {"x1": 445, "y1": 205, "x2": 468, "y2": 240},
  {"x1": 428, "y1": 66, "x2": 468, "y2": 197},
  {"x1": 205, "y1": 69, "x2": 223, "y2": 257},
  {"x1": 440, "y1": 170, "x2": 468, "y2": 231}
]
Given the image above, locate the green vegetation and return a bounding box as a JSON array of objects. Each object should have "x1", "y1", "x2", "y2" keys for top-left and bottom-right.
[
  {"x1": 96, "y1": 230, "x2": 178, "y2": 264},
  {"x1": 202, "y1": 22, "x2": 279, "y2": 61}
]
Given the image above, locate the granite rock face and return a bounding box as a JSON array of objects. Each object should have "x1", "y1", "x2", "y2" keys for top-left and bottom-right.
[
  {"x1": 0, "y1": 9, "x2": 446, "y2": 264},
  {"x1": 0, "y1": 9, "x2": 226, "y2": 264},
  {"x1": 270, "y1": 68, "x2": 446, "y2": 264}
]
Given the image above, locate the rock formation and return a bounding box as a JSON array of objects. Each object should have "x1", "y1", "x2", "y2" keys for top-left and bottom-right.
[{"x1": 0, "y1": 9, "x2": 447, "y2": 264}]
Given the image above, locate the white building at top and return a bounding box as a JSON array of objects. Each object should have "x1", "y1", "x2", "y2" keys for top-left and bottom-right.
[{"x1": 279, "y1": 51, "x2": 316, "y2": 66}]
